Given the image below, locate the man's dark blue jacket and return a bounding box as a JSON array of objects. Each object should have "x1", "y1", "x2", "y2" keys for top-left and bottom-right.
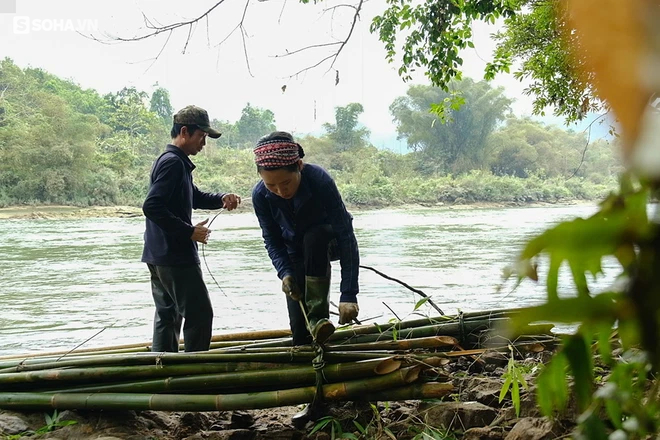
[
  {"x1": 142, "y1": 145, "x2": 225, "y2": 266},
  {"x1": 252, "y1": 163, "x2": 359, "y2": 303}
]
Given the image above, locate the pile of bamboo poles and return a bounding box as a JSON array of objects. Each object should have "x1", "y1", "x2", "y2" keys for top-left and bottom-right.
[{"x1": 0, "y1": 308, "x2": 557, "y2": 411}]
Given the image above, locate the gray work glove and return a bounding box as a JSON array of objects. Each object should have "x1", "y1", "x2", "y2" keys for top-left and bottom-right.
[
  {"x1": 281, "y1": 275, "x2": 302, "y2": 301},
  {"x1": 338, "y1": 302, "x2": 359, "y2": 325}
]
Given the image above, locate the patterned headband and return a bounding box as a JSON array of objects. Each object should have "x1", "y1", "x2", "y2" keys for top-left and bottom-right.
[{"x1": 254, "y1": 140, "x2": 301, "y2": 168}]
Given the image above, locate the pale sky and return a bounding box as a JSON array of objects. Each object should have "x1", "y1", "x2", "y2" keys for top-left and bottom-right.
[{"x1": 0, "y1": 0, "x2": 586, "y2": 149}]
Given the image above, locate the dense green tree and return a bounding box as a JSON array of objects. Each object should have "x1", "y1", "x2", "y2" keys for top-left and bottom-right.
[
  {"x1": 0, "y1": 63, "x2": 104, "y2": 204},
  {"x1": 390, "y1": 79, "x2": 512, "y2": 173},
  {"x1": 487, "y1": 118, "x2": 621, "y2": 179},
  {"x1": 235, "y1": 103, "x2": 276, "y2": 146},
  {"x1": 487, "y1": 1, "x2": 601, "y2": 123},
  {"x1": 104, "y1": 87, "x2": 159, "y2": 136},
  {"x1": 207, "y1": 119, "x2": 238, "y2": 149},
  {"x1": 0, "y1": 58, "x2": 619, "y2": 208},
  {"x1": 150, "y1": 87, "x2": 174, "y2": 122},
  {"x1": 370, "y1": 0, "x2": 602, "y2": 123},
  {"x1": 322, "y1": 103, "x2": 370, "y2": 151}
]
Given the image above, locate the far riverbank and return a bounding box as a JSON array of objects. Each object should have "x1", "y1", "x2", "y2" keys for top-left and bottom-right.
[{"x1": 0, "y1": 199, "x2": 599, "y2": 220}]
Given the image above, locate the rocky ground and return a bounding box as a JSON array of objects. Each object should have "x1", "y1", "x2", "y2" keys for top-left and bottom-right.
[{"x1": 0, "y1": 350, "x2": 580, "y2": 440}]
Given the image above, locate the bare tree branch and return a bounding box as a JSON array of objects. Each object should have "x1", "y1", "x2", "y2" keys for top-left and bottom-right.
[
  {"x1": 567, "y1": 112, "x2": 609, "y2": 180},
  {"x1": 239, "y1": 0, "x2": 255, "y2": 78},
  {"x1": 141, "y1": 31, "x2": 174, "y2": 74},
  {"x1": 288, "y1": 0, "x2": 364, "y2": 78},
  {"x1": 278, "y1": 0, "x2": 288, "y2": 25},
  {"x1": 111, "y1": 2, "x2": 227, "y2": 43},
  {"x1": 97, "y1": 0, "x2": 363, "y2": 80},
  {"x1": 322, "y1": 4, "x2": 359, "y2": 14},
  {"x1": 274, "y1": 41, "x2": 342, "y2": 58}
]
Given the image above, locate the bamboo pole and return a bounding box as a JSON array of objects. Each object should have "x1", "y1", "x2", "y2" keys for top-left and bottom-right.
[
  {"x1": 0, "y1": 362, "x2": 307, "y2": 388},
  {"x1": 0, "y1": 367, "x2": 419, "y2": 411},
  {"x1": 49, "y1": 358, "x2": 401, "y2": 394},
  {"x1": 0, "y1": 350, "x2": 400, "y2": 374},
  {"x1": 358, "y1": 382, "x2": 454, "y2": 401},
  {"x1": 326, "y1": 336, "x2": 458, "y2": 352},
  {"x1": 0, "y1": 351, "x2": 320, "y2": 373}
]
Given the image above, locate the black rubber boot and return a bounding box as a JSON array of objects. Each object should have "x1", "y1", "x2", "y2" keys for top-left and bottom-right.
[{"x1": 305, "y1": 276, "x2": 335, "y2": 344}]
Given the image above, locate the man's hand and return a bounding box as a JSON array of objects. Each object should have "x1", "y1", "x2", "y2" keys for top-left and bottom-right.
[
  {"x1": 222, "y1": 193, "x2": 241, "y2": 211},
  {"x1": 282, "y1": 275, "x2": 302, "y2": 301},
  {"x1": 338, "y1": 302, "x2": 359, "y2": 325},
  {"x1": 191, "y1": 218, "x2": 210, "y2": 244}
]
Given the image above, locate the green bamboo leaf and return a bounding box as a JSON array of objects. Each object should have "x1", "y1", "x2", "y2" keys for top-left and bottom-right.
[
  {"x1": 515, "y1": 368, "x2": 529, "y2": 390},
  {"x1": 414, "y1": 297, "x2": 429, "y2": 311},
  {"x1": 310, "y1": 417, "x2": 333, "y2": 435},
  {"x1": 536, "y1": 353, "x2": 569, "y2": 416},
  {"x1": 383, "y1": 427, "x2": 397, "y2": 440},
  {"x1": 353, "y1": 420, "x2": 365, "y2": 434},
  {"x1": 507, "y1": 294, "x2": 619, "y2": 335},
  {"x1": 579, "y1": 412, "x2": 608, "y2": 439},
  {"x1": 564, "y1": 334, "x2": 594, "y2": 411},
  {"x1": 596, "y1": 323, "x2": 614, "y2": 365},
  {"x1": 617, "y1": 317, "x2": 641, "y2": 350},
  {"x1": 604, "y1": 398, "x2": 623, "y2": 430},
  {"x1": 512, "y1": 378, "x2": 521, "y2": 416},
  {"x1": 547, "y1": 254, "x2": 560, "y2": 302},
  {"x1": 499, "y1": 376, "x2": 512, "y2": 402},
  {"x1": 552, "y1": 354, "x2": 568, "y2": 409}
]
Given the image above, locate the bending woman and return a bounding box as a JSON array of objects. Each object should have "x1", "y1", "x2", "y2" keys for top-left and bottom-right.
[{"x1": 251, "y1": 131, "x2": 360, "y2": 345}]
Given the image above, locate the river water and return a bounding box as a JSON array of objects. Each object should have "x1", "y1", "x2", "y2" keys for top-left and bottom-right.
[{"x1": 0, "y1": 204, "x2": 621, "y2": 356}]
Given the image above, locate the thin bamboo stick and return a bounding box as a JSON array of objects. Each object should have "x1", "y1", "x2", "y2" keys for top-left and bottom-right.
[
  {"x1": 226, "y1": 318, "x2": 506, "y2": 351},
  {"x1": 0, "y1": 330, "x2": 293, "y2": 361}
]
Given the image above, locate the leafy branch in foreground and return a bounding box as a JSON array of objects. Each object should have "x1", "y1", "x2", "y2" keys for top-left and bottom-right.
[{"x1": 504, "y1": 173, "x2": 660, "y2": 437}]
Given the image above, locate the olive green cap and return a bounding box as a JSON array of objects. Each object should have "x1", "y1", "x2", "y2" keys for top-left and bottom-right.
[{"x1": 173, "y1": 105, "x2": 222, "y2": 139}]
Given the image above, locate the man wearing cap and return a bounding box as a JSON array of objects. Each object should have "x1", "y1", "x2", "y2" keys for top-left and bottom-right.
[{"x1": 142, "y1": 105, "x2": 241, "y2": 353}]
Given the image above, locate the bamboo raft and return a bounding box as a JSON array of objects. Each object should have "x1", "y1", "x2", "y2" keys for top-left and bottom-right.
[{"x1": 0, "y1": 308, "x2": 557, "y2": 411}]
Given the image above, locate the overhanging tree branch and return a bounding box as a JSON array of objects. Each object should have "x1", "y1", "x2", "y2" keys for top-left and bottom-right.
[
  {"x1": 567, "y1": 111, "x2": 609, "y2": 180},
  {"x1": 288, "y1": 0, "x2": 364, "y2": 79},
  {"x1": 97, "y1": 0, "x2": 363, "y2": 81},
  {"x1": 111, "y1": 2, "x2": 227, "y2": 46}
]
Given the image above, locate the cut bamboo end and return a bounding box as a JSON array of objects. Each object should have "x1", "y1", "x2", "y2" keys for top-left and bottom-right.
[
  {"x1": 403, "y1": 366, "x2": 421, "y2": 383},
  {"x1": 373, "y1": 357, "x2": 402, "y2": 375}
]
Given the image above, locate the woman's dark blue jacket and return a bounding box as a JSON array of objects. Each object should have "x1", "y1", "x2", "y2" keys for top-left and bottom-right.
[{"x1": 252, "y1": 163, "x2": 359, "y2": 303}]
